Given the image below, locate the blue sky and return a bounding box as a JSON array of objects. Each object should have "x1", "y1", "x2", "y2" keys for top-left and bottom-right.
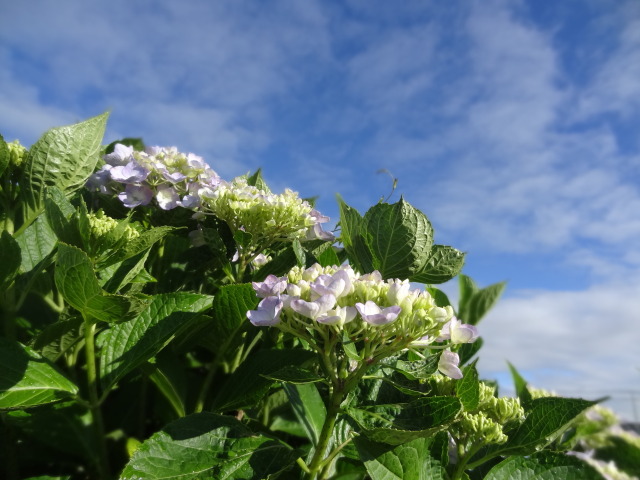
[{"x1": 2, "y1": 0, "x2": 639, "y2": 420}]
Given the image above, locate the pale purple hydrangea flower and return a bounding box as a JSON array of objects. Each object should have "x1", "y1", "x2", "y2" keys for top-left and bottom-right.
[
  {"x1": 118, "y1": 184, "x2": 154, "y2": 208},
  {"x1": 437, "y1": 317, "x2": 479, "y2": 344},
  {"x1": 247, "y1": 296, "x2": 283, "y2": 326},
  {"x1": 290, "y1": 294, "x2": 337, "y2": 320},
  {"x1": 252, "y1": 275, "x2": 288, "y2": 298},
  {"x1": 438, "y1": 349, "x2": 463, "y2": 379},
  {"x1": 156, "y1": 185, "x2": 180, "y2": 210},
  {"x1": 110, "y1": 161, "x2": 149, "y2": 184},
  {"x1": 316, "y1": 305, "x2": 357, "y2": 326},
  {"x1": 355, "y1": 301, "x2": 402, "y2": 325},
  {"x1": 104, "y1": 143, "x2": 134, "y2": 166}
]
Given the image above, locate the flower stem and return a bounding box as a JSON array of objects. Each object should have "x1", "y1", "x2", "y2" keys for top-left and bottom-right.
[
  {"x1": 304, "y1": 386, "x2": 345, "y2": 480},
  {"x1": 84, "y1": 318, "x2": 110, "y2": 478}
]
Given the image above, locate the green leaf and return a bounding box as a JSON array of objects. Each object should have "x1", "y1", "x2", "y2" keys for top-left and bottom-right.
[
  {"x1": 362, "y1": 197, "x2": 433, "y2": 279},
  {"x1": 0, "y1": 338, "x2": 78, "y2": 410},
  {"x1": 0, "y1": 230, "x2": 21, "y2": 286},
  {"x1": 262, "y1": 366, "x2": 324, "y2": 384},
  {"x1": 456, "y1": 360, "x2": 479, "y2": 411},
  {"x1": 457, "y1": 274, "x2": 478, "y2": 321},
  {"x1": 315, "y1": 243, "x2": 341, "y2": 267},
  {"x1": 120, "y1": 412, "x2": 297, "y2": 480},
  {"x1": 98, "y1": 292, "x2": 213, "y2": 391},
  {"x1": 346, "y1": 396, "x2": 461, "y2": 445},
  {"x1": 457, "y1": 337, "x2": 483, "y2": 366},
  {"x1": 283, "y1": 383, "x2": 326, "y2": 446},
  {"x1": 246, "y1": 168, "x2": 271, "y2": 192},
  {"x1": 337, "y1": 195, "x2": 375, "y2": 274},
  {"x1": 101, "y1": 226, "x2": 177, "y2": 268},
  {"x1": 101, "y1": 250, "x2": 151, "y2": 293},
  {"x1": 54, "y1": 243, "x2": 103, "y2": 312},
  {"x1": 486, "y1": 397, "x2": 596, "y2": 457},
  {"x1": 426, "y1": 287, "x2": 451, "y2": 308},
  {"x1": 145, "y1": 363, "x2": 186, "y2": 418},
  {"x1": 16, "y1": 213, "x2": 57, "y2": 272},
  {"x1": 355, "y1": 436, "x2": 448, "y2": 480},
  {"x1": 204, "y1": 283, "x2": 259, "y2": 354},
  {"x1": 484, "y1": 451, "x2": 603, "y2": 480},
  {"x1": 0, "y1": 133, "x2": 9, "y2": 177},
  {"x1": 33, "y1": 315, "x2": 84, "y2": 362},
  {"x1": 465, "y1": 281, "x2": 506, "y2": 325},
  {"x1": 212, "y1": 349, "x2": 316, "y2": 412},
  {"x1": 409, "y1": 245, "x2": 466, "y2": 284},
  {"x1": 508, "y1": 362, "x2": 532, "y2": 406},
  {"x1": 20, "y1": 112, "x2": 108, "y2": 213},
  {"x1": 44, "y1": 187, "x2": 77, "y2": 245}
]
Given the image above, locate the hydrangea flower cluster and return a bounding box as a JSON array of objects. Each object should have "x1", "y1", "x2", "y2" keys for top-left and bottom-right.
[
  {"x1": 86, "y1": 143, "x2": 221, "y2": 209},
  {"x1": 247, "y1": 263, "x2": 478, "y2": 379},
  {"x1": 198, "y1": 177, "x2": 334, "y2": 244}
]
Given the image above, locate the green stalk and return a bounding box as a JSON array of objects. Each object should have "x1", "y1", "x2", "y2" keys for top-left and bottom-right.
[
  {"x1": 304, "y1": 386, "x2": 345, "y2": 480},
  {"x1": 84, "y1": 318, "x2": 110, "y2": 478}
]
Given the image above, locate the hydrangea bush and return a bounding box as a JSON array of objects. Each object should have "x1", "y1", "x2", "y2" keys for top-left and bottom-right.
[{"x1": 1, "y1": 113, "x2": 638, "y2": 480}]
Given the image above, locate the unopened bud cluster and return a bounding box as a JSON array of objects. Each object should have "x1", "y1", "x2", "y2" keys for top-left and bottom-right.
[
  {"x1": 87, "y1": 210, "x2": 139, "y2": 242},
  {"x1": 7, "y1": 140, "x2": 27, "y2": 168},
  {"x1": 247, "y1": 264, "x2": 478, "y2": 378}
]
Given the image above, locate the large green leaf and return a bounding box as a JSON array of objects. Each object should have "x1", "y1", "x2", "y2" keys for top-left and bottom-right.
[
  {"x1": 409, "y1": 245, "x2": 466, "y2": 284},
  {"x1": 508, "y1": 362, "x2": 532, "y2": 406},
  {"x1": 100, "y1": 226, "x2": 177, "y2": 268},
  {"x1": 0, "y1": 338, "x2": 78, "y2": 410},
  {"x1": 120, "y1": 413, "x2": 297, "y2": 480},
  {"x1": 283, "y1": 383, "x2": 326, "y2": 446},
  {"x1": 20, "y1": 112, "x2": 108, "y2": 214},
  {"x1": 0, "y1": 230, "x2": 21, "y2": 286},
  {"x1": 355, "y1": 436, "x2": 448, "y2": 480},
  {"x1": 337, "y1": 195, "x2": 375, "y2": 274},
  {"x1": 484, "y1": 451, "x2": 602, "y2": 480},
  {"x1": 212, "y1": 349, "x2": 316, "y2": 412},
  {"x1": 207, "y1": 284, "x2": 259, "y2": 351},
  {"x1": 16, "y1": 213, "x2": 57, "y2": 272},
  {"x1": 362, "y1": 198, "x2": 433, "y2": 279},
  {"x1": 98, "y1": 292, "x2": 213, "y2": 391},
  {"x1": 346, "y1": 396, "x2": 461, "y2": 445},
  {"x1": 55, "y1": 242, "x2": 138, "y2": 322},
  {"x1": 486, "y1": 397, "x2": 596, "y2": 457}
]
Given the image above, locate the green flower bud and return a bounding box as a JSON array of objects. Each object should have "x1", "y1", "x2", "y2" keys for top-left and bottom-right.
[
  {"x1": 7, "y1": 140, "x2": 27, "y2": 168},
  {"x1": 87, "y1": 210, "x2": 139, "y2": 241},
  {"x1": 460, "y1": 411, "x2": 508, "y2": 445},
  {"x1": 486, "y1": 396, "x2": 525, "y2": 424}
]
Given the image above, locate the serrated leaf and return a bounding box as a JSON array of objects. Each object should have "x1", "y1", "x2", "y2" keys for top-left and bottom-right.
[
  {"x1": 347, "y1": 396, "x2": 461, "y2": 445},
  {"x1": 0, "y1": 230, "x2": 21, "y2": 286},
  {"x1": 97, "y1": 292, "x2": 213, "y2": 391},
  {"x1": 337, "y1": 195, "x2": 375, "y2": 274},
  {"x1": 205, "y1": 283, "x2": 259, "y2": 352},
  {"x1": 487, "y1": 397, "x2": 596, "y2": 457},
  {"x1": 409, "y1": 245, "x2": 466, "y2": 284},
  {"x1": 362, "y1": 198, "x2": 433, "y2": 279},
  {"x1": 16, "y1": 213, "x2": 57, "y2": 272},
  {"x1": 0, "y1": 338, "x2": 78, "y2": 410},
  {"x1": 102, "y1": 226, "x2": 177, "y2": 268},
  {"x1": 283, "y1": 383, "x2": 326, "y2": 446},
  {"x1": 355, "y1": 436, "x2": 448, "y2": 480},
  {"x1": 315, "y1": 243, "x2": 341, "y2": 267},
  {"x1": 21, "y1": 112, "x2": 108, "y2": 213},
  {"x1": 484, "y1": 451, "x2": 603, "y2": 480},
  {"x1": 456, "y1": 360, "x2": 479, "y2": 411},
  {"x1": 465, "y1": 281, "x2": 506, "y2": 325},
  {"x1": 212, "y1": 349, "x2": 316, "y2": 412},
  {"x1": 54, "y1": 242, "x2": 103, "y2": 312},
  {"x1": 457, "y1": 274, "x2": 478, "y2": 321},
  {"x1": 120, "y1": 413, "x2": 297, "y2": 480}
]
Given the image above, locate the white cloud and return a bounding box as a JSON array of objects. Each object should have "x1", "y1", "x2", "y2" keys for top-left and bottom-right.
[{"x1": 477, "y1": 282, "x2": 640, "y2": 420}]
